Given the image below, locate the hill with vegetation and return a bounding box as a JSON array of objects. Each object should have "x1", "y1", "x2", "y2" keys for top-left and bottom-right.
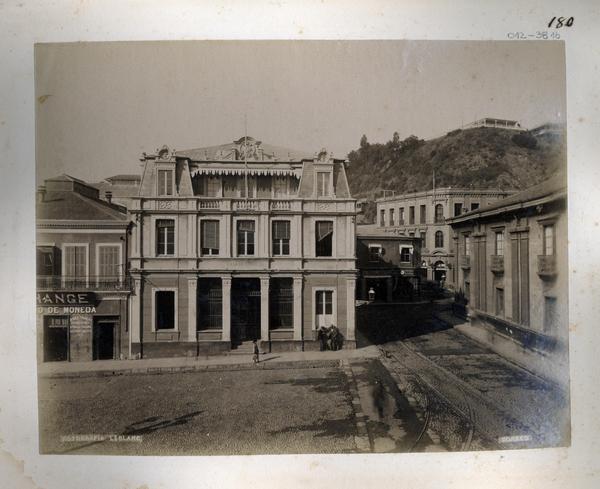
[{"x1": 346, "y1": 127, "x2": 566, "y2": 223}]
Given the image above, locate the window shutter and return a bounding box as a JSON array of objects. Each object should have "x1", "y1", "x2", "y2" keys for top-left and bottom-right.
[
  {"x1": 316, "y1": 221, "x2": 333, "y2": 241},
  {"x1": 273, "y1": 221, "x2": 290, "y2": 240},
  {"x1": 203, "y1": 221, "x2": 219, "y2": 250},
  {"x1": 238, "y1": 220, "x2": 255, "y2": 232}
]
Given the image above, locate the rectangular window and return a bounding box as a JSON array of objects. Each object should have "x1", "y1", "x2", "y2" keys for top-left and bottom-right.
[
  {"x1": 269, "y1": 278, "x2": 294, "y2": 329},
  {"x1": 420, "y1": 205, "x2": 426, "y2": 224},
  {"x1": 544, "y1": 225, "x2": 555, "y2": 256},
  {"x1": 471, "y1": 203, "x2": 480, "y2": 211},
  {"x1": 98, "y1": 245, "x2": 120, "y2": 282},
  {"x1": 201, "y1": 220, "x2": 220, "y2": 255},
  {"x1": 420, "y1": 231, "x2": 427, "y2": 249},
  {"x1": 316, "y1": 172, "x2": 331, "y2": 197},
  {"x1": 495, "y1": 288, "x2": 505, "y2": 317},
  {"x1": 157, "y1": 169, "x2": 173, "y2": 196},
  {"x1": 435, "y1": 205, "x2": 444, "y2": 223},
  {"x1": 316, "y1": 290, "x2": 333, "y2": 315},
  {"x1": 400, "y1": 247, "x2": 411, "y2": 262},
  {"x1": 369, "y1": 244, "x2": 382, "y2": 262},
  {"x1": 495, "y1": 231, "x2": 504, "y2": 256},
  {"x1": 64, "y1": 245, "x2": 87, "y2": 284},
  {"x1": 206, "y1": 177, "x2": 220, "y2": 197},
  {"x1": 380, "y1": 209, "x2": 386, "y2": 227},
  {"x1": 389, "y1": 208, "x2": 395, "y2": 226},
  {"x1": 237, "y1": 220, "x2": 255, "y2": 256},
  {"x1": 315, "y1": 221, "x2": 334, "y2": 257},
  {"x1": 155, "y1": 290, "x2": 175, "y2": 330},
  {"x1": 156, "y1": 219, "x2": 175, "y2": 256},
  {"x1": 197, "y1": 278, "x2": 222, "y2": 330},
  {"x1": 399, "y1": 207, "x2": 405, "y2": 223},
  {"x1": 454, "y1": 203, "x2": 463, "y2": 216},
  {"x1": 37, "y1": 246, "x2": 58, "y2": 276},
  {"x1": 239, "y1": 176, "x2": 256, "y2": 198},
  {"x1": 544, "y1": 296, "x2": 558, "y2": 333},
  {"x1": 409, "y1": 206, "x2": 415, "y2": 224},
  {"x1": 272, "y1": 220, "x2": 291, "y2": 256}
]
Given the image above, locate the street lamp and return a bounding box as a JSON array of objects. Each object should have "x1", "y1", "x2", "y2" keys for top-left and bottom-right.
[{"x1": 368, "y1": 287, "x2": 376, "y2": 302}]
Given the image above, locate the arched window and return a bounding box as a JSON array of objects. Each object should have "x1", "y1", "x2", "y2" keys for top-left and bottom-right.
[
  {"x1": 435, "y1": 230, "x2": 444, "y2": 248},
  {"x1": 434, "y1": 204, "x2": 444, "y2": 223}
]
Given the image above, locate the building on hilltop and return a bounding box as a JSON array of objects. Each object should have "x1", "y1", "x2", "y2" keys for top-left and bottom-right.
[
  {"x1": 447, "y1": 173, "x2": 568, "y2": 387},
  {"x1": 376, "y1": 188, "x2": 515, "y2": 285},
  {"x1": 36, "y1": 175, "x2": 132, "y2": 363},
  {"x1": 462, "y1": 117, "x2": 524, "y2": 131},
  {"x1": 128, "y1": 137, "x2": 357, "y2": 357}
]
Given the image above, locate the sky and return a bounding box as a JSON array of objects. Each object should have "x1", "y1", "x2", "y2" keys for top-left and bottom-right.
[{"x1": 35, "y1": 40, "x2": 566, "y2": 183}]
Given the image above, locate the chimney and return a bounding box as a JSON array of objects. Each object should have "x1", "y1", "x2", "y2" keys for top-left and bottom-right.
[
  {"x1": 105, "y1": 191, "x2": 113, "y2": 204},
  {"x1": 37, "y1": 185, "x2": 46, "y2": 203}
]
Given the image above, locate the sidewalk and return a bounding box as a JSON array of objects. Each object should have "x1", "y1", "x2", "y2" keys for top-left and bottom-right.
[{"x1": 38, "y1": 345, "x2": 382, "y2": 379}]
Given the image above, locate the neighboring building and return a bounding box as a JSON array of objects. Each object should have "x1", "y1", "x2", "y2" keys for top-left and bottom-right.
[
  {"x1": 129, "y1": 137, "x2": 357, "y2": 357},
  {"x1": 356, "y1": 224, "x2": 422, "y2": 302},
  {"x1": 529, "y1": 122, "x2": 565, "y2": 139},
  {"x1": 91, "y1": 174, "x2": 142, "y2": 208},
  {"x1": 376, "y1": 188, "x2": 514, "y2": 285},
  {"x1": 447, "y1": 173, "x2": 568, "y2": 387},
  {"x1": 36, "y1": 175, "x2": 132, "y2": 363},
  {"x1": 462, "y1": 117, "x2": 524, "y2": 131}
]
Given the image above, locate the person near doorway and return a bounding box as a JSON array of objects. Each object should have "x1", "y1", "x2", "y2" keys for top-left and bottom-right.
[{"x1": 252, "y1": 340, "x2": 260, "y2": 364}]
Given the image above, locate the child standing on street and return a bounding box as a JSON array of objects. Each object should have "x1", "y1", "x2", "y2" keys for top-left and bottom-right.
[{"x1": 252, "y1": 340, "x2": 260, "y2": 364}]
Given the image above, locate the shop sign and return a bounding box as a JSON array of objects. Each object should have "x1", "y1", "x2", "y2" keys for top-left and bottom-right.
[{"x1": 36, "y1": 292, "x2": 97, "y2": 306}]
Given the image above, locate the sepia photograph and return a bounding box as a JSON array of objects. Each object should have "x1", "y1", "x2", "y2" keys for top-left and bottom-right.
[{"x1": 33, "y1": 40, "x2": 570, "y2": 456}]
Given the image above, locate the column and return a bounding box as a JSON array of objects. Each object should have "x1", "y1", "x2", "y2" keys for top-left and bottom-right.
[
  {"x1": 187, "y1": 277, "x2": 197, "y2": 342},
  {"x1": 260, "y1": 276, "x2": 270, "y2": 342},
  {"x1": 293, "y1": 276, "x2": 303, "y2": 341},
  {"x1": 130, "y1": 278, "x2": 141, "y2": 343},
  {"x1": 222, "y1": 276, "x2": 232, "y2": 342},
  {"x1": 346, "y1": 278, "x2": 356, "y2": 341}
]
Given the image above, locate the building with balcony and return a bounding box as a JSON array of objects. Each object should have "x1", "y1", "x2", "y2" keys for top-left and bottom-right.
[
  {"x1": 356, "y1": 224, "x2": 422, "y2": 302},
  {"x1": 129, "y1": 137, "x2": 357, "y2": 357},
  {"x1": 447, "y1": 173, "x2": 568, "y2": 387},
  {"x1": 376, "y1": 187, "x2": 514, "y2": 286},
  {"x1": 36, "y1": 175, "x2": 132, "y2": 363}
]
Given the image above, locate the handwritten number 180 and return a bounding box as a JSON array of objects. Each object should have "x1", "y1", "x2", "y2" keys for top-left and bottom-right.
[{"x1": 548, "y1": 17, "x2": 574, "y2": 28}]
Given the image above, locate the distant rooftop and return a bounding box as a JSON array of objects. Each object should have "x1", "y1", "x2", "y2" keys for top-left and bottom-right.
[
  {"x1": 447, "y1": 172, "x2": 566, "y2": 223},
  {"x1": 377, "y1": 187, "x2": 515, "y2": 203}
]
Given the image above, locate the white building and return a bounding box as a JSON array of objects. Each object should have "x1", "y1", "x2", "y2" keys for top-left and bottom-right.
[{"x1": 128, "y1": 137, "x2": 357, "y2": 356}]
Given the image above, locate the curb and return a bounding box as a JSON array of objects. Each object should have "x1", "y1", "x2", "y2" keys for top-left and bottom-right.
[{"x1": 39, "y1": 359, "x2": 344, "y2": 380}]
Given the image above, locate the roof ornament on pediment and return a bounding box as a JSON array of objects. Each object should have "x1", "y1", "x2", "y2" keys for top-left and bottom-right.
[
  {"x1": 156, "y1": 145, "x2": 171, "y2": 160},
  {"x1": 316, "y1": 148, "x2": 332, "y2": 163}
]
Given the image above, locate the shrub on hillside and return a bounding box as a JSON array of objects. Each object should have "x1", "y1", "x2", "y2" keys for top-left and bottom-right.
[{"x1": 511, "y1": 132, "x2": 538, "y2": 149}]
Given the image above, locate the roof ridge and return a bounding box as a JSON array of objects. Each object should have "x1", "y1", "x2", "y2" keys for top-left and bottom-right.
[{"x1": 73, "y1": 192, "x2": 126, "y2": 220}]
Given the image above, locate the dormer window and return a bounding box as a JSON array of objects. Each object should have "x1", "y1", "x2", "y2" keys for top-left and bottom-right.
[
  {"x1": 316, "y1": 172, "x2": 331, "y2": 197},
  {"x1": 157, "y1": 169, "x2": 174, "y2": 196}
]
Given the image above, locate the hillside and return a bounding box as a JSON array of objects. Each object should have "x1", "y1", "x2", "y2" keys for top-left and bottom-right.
[{"x1": 346, "y1": 127, "x2": 566, "y2": 222}]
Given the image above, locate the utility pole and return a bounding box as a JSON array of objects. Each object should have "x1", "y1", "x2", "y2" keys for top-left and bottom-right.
[{"x1": 244, "y1": 114, "x2": 249, "y2": 200}]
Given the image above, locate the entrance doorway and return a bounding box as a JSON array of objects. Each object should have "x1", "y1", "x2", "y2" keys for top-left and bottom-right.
[
  {"x1": 433, "y1": 261, "x2": 447, "y2": 284},
  {"x1": 93, "y1": 318, "x2": 116, "y2": 360},
  {"x1": 231, "y1": 278, "x2": 261, "y2": 345},
  {"x1": 43, "y1": 316, "x2": 69, "y2": 362},
  {"x1": 315, "y1": 290, "x2": 334, "y2": 327}
]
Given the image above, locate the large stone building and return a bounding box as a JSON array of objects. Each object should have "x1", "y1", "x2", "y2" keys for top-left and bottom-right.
[
  {"x1": 128, "y1": 137, "x2": 357, "y2": 357},
  {"x1": 375, "y1": 188, "x2": 514, "y2": 285},
  {"x1": 36, "y1": 175, "x2": 132, "y2": 363},
  {"x1": 447, "y1": 173, "x2": 568, "y2": 387}
]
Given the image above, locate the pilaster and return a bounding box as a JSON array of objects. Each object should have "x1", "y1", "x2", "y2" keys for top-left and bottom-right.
[
  {"x1": 260, "y1": 276, "x2": 270, "y2": 341},
  {"x1": 222, "y1": 275, "x2": 232, "y2": 342}
]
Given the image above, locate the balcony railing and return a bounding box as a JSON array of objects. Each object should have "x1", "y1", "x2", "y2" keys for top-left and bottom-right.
[
  {"x1": 37, "y1": 275, "x2": 132, "y2": 291},
  {"x1": 460, "y1": 255, "x2": 471, "y2": 269},
  {"x1": 490, "y1": 254, "x2": 504, "y2": 273},
  {"x1": 537, "y1": 255, "x2": 557, "y2": 278}
]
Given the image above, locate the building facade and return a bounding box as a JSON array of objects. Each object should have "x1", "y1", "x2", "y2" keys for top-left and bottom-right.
[
  {"x1": 376, "y1": 188, "x2": 514, "y2": 285},
  {"x1": 129, "y1": 137, "x2": 357, "y2": 357},
  {"x1": 356, "y1": 225, "x2": 422, "y2": 302},
  {"x1": 36, "y1": 175, "x2": 132, "y2": 363},
  {"x1": 447, "y1": 174, "x2": 568, "y2": 387}
]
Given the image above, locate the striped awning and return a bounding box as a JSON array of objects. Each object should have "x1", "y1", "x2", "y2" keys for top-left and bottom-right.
[{"x1": 190, "y1": 167, "x2": 301, "y2": 178}]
